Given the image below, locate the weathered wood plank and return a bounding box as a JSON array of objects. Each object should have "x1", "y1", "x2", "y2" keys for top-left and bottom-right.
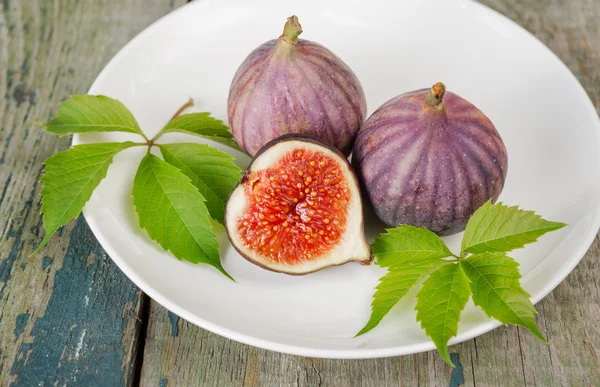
[
  {"x1": 139, "y1": 0, "x2": 600, "y2": 386},
  {"x1": 0, "y1": 0, "x2": 184, "y2": 385},
  {"x1": 141, "y1": 302, "x2": 456, "y2": 387}
]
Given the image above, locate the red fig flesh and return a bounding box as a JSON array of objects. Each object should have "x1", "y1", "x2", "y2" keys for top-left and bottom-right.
[
  {"x1": 225, "y1": 135, "x2": 371, "y2": 274},
  {"x1": 227, "y1": 16, "x2": 367, "y2": 157},
  {"x1": 352, "y1": 83, "x2": 508, "y2": 235}
]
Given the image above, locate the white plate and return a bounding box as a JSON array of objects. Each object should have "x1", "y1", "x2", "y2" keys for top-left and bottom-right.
[{"x1": 73, "y1": 0, "x2": 600, "y2": 358}]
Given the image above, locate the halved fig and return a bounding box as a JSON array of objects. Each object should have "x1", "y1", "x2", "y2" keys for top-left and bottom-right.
[{"x1": 225, "y1": 134, "x2": 372, "y2": 274}]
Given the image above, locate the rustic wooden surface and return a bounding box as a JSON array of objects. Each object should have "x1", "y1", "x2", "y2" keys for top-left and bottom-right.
[
  {"x1": 0, "y1": 0, "x2": 598, "y2": 386},
  {"x1": 0, "y1": 1, "x2": 186, "y2": 385}
]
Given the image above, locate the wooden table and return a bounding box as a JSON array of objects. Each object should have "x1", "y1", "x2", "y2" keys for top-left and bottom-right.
[{"x1": 1, "y1": 0, "x2": 599, "y2": 385}]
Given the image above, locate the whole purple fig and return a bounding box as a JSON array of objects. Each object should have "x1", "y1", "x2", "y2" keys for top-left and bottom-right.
[
  {"x1": 352, "y1": 82, "x2": 508, "y2": 235},
  {"x1": 227, "y1": 16, "x2": 367, "y2": 157}
]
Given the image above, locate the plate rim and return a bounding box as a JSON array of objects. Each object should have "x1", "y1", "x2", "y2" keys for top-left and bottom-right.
[{"x1": 73, "y1": 0, "x2": 600, "y2": 359}]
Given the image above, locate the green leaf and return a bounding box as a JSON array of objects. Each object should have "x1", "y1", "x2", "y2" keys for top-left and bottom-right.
[
  {"x1": 461, "y1": 252, "x2": 545, "y2": 341},
  {"x1": 157, "y1": 113, "x2": 242, "y2": 151},
  {"x1": 373, "y1": 225, "x2": 457, "y2": 268},
  {"x1": 159, "y1": 143, "x2": 242, "y2": 224},
  {"x1": 44, "y1": 95, "x2": 145, "y2": 137},
  {"x1": 356, "y1": 226, "x2": 454, "y2": 336},
  {"x1": 132, "y1": 153, "x2": 232, "y2": 279},
  {"x1": 34, "y1": 142, "x2": 137, "y2": 253},
  {"x1": 415, "y1": 263, "x2": 471, "y2": 366},
  {"x1": 461, "y1": 200, "x2": 566, "y2": 254}
]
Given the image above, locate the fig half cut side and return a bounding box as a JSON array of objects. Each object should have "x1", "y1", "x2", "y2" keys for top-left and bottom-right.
[{"x1": 225, "y1": 134, "x2": 372, "y2": 275}]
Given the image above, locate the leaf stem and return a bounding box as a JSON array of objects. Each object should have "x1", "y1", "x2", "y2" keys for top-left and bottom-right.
[
  {"x1": 149, "y1": 98, "x2": 195, "y2": 144},
  {"x1": 170, "y1": 98, "x2": 195, "y2": 121}
]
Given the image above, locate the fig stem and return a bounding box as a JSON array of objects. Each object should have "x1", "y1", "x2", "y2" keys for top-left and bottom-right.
[
  {"x1": 280, "y1": 15, "x2": 302, "y2": 45},
  {"x1": 425, "y1": 82, "x2": 446, "y2": 110}
]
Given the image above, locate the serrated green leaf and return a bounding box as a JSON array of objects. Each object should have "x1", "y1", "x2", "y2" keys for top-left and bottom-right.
[
  {"x1": 461, "y1": 200, "x2": 566, "y2": 254},
  {"x1": 159, "y1": 143, "x2": 242, "y2": 224},
  {"x1": 416, "y1": 263, "x2": 471, "y2": 366},
  {"x1": 356, "y1": 226, "x2": 454, "y2": 336},
  {"x1": 157, "y1": 113, "x2": 242, "y2": 151},
  {"x1": 373, "y1": 225, "x2": 457, "y2": 268},
  {"x1": 132, "y1": 153, "x2": 232, "y2": 279},
  {"x1": 44, "y1": 95, "x2": 145, "y2": 137},
  {"x1": 461, "y1": 252, "x2": 545, "y2": 341},
  {"x1": 34, "y1": 142, "x2": 137, "y2": 253}
]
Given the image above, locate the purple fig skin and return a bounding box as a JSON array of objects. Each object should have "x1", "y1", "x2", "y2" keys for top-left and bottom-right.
[
  {"x1": 227, "y1": 16, "x2": 367, "y2": 157},
  {"x1": 352, "y1": 83, "x2": 508, "y2": 236}
]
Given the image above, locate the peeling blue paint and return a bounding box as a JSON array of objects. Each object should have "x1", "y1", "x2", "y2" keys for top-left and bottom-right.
[
  {"x1": 12, "y1": 84, "x2": 37, "y2": 107},
  {"x1": 9, "y1": 217, "x2": 140, "y2": 386},
  {"x1": 14, "y1": 313, "x2": 30, "y2": 338},
  {"x1": 168, "y1": 311, "x2": 179, "y2": 337},
  {"x1": 449, "y1": 353, "x2": 464, "y2": 387},
  {"x1": 41, "y1": 256, "x2": 52, "y2": 270},
  {"x1": 159, "y1": 378, "x2": 168, "y2": 387},
  {"x1": 9, "y1": 342, "x2": 33, "y2": 380}
]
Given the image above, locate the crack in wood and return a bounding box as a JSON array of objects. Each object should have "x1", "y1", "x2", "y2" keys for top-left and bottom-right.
[{"x1": 131, "y1": 294, "x2": 151, "y2": 387}]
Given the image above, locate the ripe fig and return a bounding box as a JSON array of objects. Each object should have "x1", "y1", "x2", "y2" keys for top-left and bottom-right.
[
  {"x1": 227, "y1": 16, "x2": 367, "y2": 157},
  {"x1": 225, "y1": 134, "x2": 371, "y2": 274},
  {"x1": 352, "y1": 82, "x2": 508, "y2": 236}
]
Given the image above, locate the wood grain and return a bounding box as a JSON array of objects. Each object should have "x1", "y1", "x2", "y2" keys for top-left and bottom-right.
[
  {"x1": 0, "y1": 1, "x2": 184, "y2": 385},
  {"x1": 1, "y1": 0, "x2": 599, "y2": 386},
  {"x1": 141, "y1": 301, "x2": 456, "y2": 386},
  {"x1": 138, "y1": 0, "x2": 600, "y2": 386}
]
